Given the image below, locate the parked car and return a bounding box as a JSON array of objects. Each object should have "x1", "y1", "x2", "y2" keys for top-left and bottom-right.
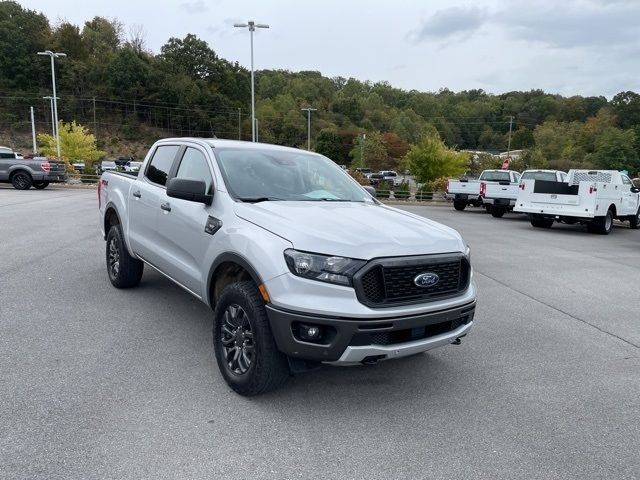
[
  {"x1": 368, "y1": 172, "x2": 385, "y2": 186},
  {"x1": 379, "y1": 170, "x2": 400, "y2": 186},
  {"x1": 72, "y1": 162, "x2": 85, "y2": 173},
  {"x1": 124, "y1": 161, "x2": 142, "y2": 173},
  {"x1": 99, "y1": 138, "x2": 476, "y2": 395},
  {"x1": 355, "y1": 167, "x2": 373, "y2": 178},
  {"x1": 447, "y1": 170, "x2": 521, "y2": 211},
  {"x1": 0, "y1": 146, "x2": 66, "y2": 189},
  {"x1": 515, "y1": 169, "x2": 640, "y2": 234},
  {"x1": 96, "y1": 160, "x2": 117, "y2": 175},
  {"x1": 115, "y1": 156, "x2": 134, "y2": 167}
]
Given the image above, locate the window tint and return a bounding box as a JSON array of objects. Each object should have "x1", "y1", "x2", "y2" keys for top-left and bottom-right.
[
  {"x1": 522, "y1": 171, "x2": 558, "y2": 182},
  {"x1": 621, "y1": 175, "x2": 631, "y2": 185},
  {"x1": 480, "y1": 171, "x2": 511, "y2": 182},
  {"x1": 176, "y1": 148, "x2": 213, "y2": 193},
  {"x1": 146, "y1": 145, "x2": 179, "y2": 186}
]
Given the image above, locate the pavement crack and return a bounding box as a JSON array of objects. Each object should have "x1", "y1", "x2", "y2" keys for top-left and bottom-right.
[{"x1": 476, "y1": 270, "x2": 639, "y2": 350}]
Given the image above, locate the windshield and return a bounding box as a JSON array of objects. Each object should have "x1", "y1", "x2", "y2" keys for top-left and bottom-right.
[
  {"x1": 522, "y1": 171, "x2": 558, "y2": 182},
  {"x1": 214, "y1": 148, "x2": 370, "y2": 202},
  {"x1": 480, "y1": 171, "x2": 511, "y2": 182}
]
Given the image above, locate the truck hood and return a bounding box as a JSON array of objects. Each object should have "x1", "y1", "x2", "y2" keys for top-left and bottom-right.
[{"x1": 234, "y1": 201, "x2": 465, "y2": 259}]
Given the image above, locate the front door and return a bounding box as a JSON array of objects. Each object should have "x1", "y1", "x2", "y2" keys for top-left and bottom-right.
[{"x1": 154, "y1": 146, "x2": 217, "y2": 295}]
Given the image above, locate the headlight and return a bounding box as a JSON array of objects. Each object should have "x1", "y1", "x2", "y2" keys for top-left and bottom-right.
[
  {"x1": 284, "y1": 249, "x2": 366, "y2": 286},
  {"x1": 464, "y1": 244, "x2": 471, "y2": 258}
]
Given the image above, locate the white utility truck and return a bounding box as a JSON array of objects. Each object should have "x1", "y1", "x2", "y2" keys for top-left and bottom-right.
[
  {"x1": 514, "y1": 169, "x2": 640, "y2": 234},
  {"x1": 482, "y1": 170, "x2": 566, "y2": 218},
  {"x1": 447, "y1": 170, "x2": 521, "y2": 211}
]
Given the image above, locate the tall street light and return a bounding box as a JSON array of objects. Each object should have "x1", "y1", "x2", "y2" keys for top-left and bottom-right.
[
  {"x1": 43, "y1": 96, "x2": 58, "y2": 138},
  {"x1": 301, "y1": 107, "x2": 317, "y2": 151},
  {"x1": 38, "y1": 51, "x2": 66, "y2": 159},
  {"x1": 234, "y1": 21, "x2": 269, "y2": 142}
]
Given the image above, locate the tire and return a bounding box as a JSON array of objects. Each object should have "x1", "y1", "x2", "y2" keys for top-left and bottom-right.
[
  {"x1": 11, "y1": 171, "x2": 32, "y2": 190},
  {"x1": 530, "y1": 216, "x2": 554, "y2": 229},
  {"x1": 453, "y1": 200, "x2": 466, "y2": 211},
  {"x1": 106, "y1": 225, "x2": 144, "y2": 288},
  {"x1": 213, "y1": 281, "x2": 289, "y2": 396},
  {"x1": 589, "y1": 209, "x2": 613, "y2": 235},
  {"x1": 628, "y1": 208, "x2": 640, "y2": 230},
  {"x1": 491, "y1": 206, "x2": 506, "y2": 218},
  {"x1": 33, "y1": 181, "x2": 49, "y2": 190}
]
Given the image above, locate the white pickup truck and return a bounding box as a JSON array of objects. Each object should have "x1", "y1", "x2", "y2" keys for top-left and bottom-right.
[
  {"x1": 514, "y1": 169, "x2": 640, "y2": 234},
  {"x1": 447, "y1": 170, "x2": 520, "y2": 211},
  {"x1": 482, "y1": 170, "x2": 566, "y2": 218}
]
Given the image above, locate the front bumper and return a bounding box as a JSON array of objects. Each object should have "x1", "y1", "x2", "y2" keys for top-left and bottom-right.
[{"x1": 265, "y1": 301, "x2": 476, "y2": 364}]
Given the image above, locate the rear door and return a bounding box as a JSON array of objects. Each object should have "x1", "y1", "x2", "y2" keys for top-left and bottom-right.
[
  {"x1": 154, "y1": 145, "x2": 217, "y2": 295},
  {"x1": 128, "y1": 144, "x2": 181, "y2": 263}
]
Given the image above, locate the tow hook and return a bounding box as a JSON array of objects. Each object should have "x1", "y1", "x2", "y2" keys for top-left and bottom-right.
[{"x1": 451, "y1": 337, "x2": 462, "y2": 345}]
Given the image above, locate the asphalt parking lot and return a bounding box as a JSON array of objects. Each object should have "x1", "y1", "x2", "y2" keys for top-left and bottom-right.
[{"x1": 1, "y1": 186, "x2": 638, "y2": 480}]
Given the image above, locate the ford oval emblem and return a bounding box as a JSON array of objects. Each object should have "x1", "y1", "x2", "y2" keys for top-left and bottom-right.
[{"x1": 414, "y1": 272, "x2": 440, "y2": 288}]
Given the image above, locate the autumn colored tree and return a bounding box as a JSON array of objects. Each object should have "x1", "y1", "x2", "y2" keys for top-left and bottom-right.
[{"x1": 38, "y1": 121, "x2": 105, "y2": 166}]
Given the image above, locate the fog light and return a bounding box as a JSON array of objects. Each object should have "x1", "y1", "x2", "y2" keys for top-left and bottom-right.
[{"x1": 299, "y1": 324, "x2": 322, "y2": 341}]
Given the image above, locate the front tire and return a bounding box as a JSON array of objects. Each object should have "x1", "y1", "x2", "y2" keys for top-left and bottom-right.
[
  {"x1": 628, "y1": 208, "x2": 640, "y2": 229},
  {"x1": 213, "y1": 281, "x2": 289, "y2": 396},
  {"x1": 33, "y1": 181, "x2": 49, "y2": 190},
  {"x1": 11, "y1": 171, "x2": 32, "y2": 190},
  {"x1": 106, "y1": 225, "x2": 144, "y2": 288},
  {"x1": 453, "y1": 200, "x2": 466, "y2": 211}
]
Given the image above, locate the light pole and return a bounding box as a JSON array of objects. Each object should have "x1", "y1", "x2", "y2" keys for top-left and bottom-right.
[
  {"x1": 43, "y1": 96, "x2": 58, "y2": 138},
  {"x1": 234, "y1": 21, "x2": 269, "y2": 142},
  {"x1": 301, "y1": 107, "x2": 317, "y2": 150},
  {"x1": 38, "y1": 50, "x2": 66, "y2": 159}
]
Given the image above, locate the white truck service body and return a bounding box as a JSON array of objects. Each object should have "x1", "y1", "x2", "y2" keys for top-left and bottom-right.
[{"x1": 514, "y1": 169, "x2": 640, "y2": 234}]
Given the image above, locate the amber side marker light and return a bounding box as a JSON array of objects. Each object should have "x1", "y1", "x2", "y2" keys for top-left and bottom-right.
[{"x1": 258, "y1": 284, "x2": 270, "y2": 303}]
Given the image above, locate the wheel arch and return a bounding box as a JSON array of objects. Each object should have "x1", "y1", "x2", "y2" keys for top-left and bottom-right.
[
  {"x1": 207, "y1": 253, "x2": 264, "y2": 308},
  {"x1": 103, "y1": 202, "x2": 122, "y2": 239}
]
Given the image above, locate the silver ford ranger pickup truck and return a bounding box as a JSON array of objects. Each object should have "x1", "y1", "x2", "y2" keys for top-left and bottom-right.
[{"x1": 99, "y1": 138, "x2": 476, "y2": 395}]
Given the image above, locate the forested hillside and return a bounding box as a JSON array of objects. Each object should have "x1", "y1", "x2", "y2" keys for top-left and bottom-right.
[{"x1": 1, "y1": 1, "x2": 639, "y2": 173}]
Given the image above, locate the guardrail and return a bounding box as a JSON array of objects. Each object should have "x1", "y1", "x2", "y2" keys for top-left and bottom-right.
[{"x1": 375, "y1": 190, "x2": 448, "y2": 202}]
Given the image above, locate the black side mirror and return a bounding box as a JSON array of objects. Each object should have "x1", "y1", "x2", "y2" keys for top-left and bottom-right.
[
  {"x1": 631, "y1": 187, "x2": 640, "y2": 194},
  {"x1": 167, "y1": 177, "x2": 213, "y2": 205},
  {"x1": 363, "y1": 185, "x2": 377, "y2": 198}
]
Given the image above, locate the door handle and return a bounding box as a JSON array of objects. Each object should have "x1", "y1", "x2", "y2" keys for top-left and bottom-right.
[
  {"x1": 160, "y1": 202, "x2": 171, "y2": 212},
  {"x1": 132, "y1": 191, "x2": 141, "y2": 198}
]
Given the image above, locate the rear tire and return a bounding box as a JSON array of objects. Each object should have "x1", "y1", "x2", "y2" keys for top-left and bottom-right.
[
  {"x1": 453, "y1": 200, "x2": 466, "y2": 211},
  {"x1": 530, "y1": 216, "x2": 554, "y2": 229},
  {"x1": 33, "y1": 181, "x2": 49, "y2": 190},
  {"x1": 628, "y1": 208, "x2": 640, "y2": 230},
  {"x1": 491, "y1": 206, "x2": 506, "y2": 218},
  {"x1": 11, "y1": 171, "x2": 32, "y2": 190},
  {"x1": 213, "y1": 281, "x2": 289, "y2": 396},
  {"x1": 589, "y1": 209, "x2": 613, "y2": 235},
  {"x1": 106, "y1": 225, "x2": 144, "y2": 288}
]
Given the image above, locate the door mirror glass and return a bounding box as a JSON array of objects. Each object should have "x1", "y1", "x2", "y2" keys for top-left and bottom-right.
[
  {"x1": 167, "y1": 177, "x2": 213, "y2": 205},
  {"x1": 631, "y1": 186, "x2": 640, "y2": 194}
]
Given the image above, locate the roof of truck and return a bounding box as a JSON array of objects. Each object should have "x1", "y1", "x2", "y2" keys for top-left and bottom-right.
[{"x1": 157, "y1": 137, "x2": 315, "y2": 155}]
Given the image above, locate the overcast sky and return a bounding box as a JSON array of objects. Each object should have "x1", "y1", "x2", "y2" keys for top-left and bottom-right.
[{"x1": 21, "y1": 0, "x2": 640, "y2": 98}]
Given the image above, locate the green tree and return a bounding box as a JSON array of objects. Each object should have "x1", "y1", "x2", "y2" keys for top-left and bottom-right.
[
  {"x1": 404, "y1": 134, "x2": 469, "y2": 183},
  {"x1": 611, "y1": 91, "x2": 640, "y2": 129},
  {"x1": 588, "y1": 128, "x2": 639, "y2": 173},
  {"x1": 38, "y1": 121, "x2": 105, "y2": 166},
  {"x1": 315, "y1": 129, "x2": 341, "y2": 162},
  {"x1": 349, "y1": 132, "x2": 388, "y2": 170}
]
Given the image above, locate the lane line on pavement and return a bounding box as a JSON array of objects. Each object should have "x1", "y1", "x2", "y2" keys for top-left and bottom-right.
[{"x1": 476, "y1": 270, "x2": 640, "y2": 350}]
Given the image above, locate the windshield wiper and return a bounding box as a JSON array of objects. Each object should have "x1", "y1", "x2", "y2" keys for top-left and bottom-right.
[{"x1": 237, "y1": 196, "x2": 284, "y2": 203}]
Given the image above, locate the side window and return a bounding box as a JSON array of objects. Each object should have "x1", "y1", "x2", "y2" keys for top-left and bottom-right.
[
  {"x1": 560, "y1": 172, "x2": 567, "y2": 182},
  {"x1": 175, "y1": 148, "x2": 213, "y2": 194},
  {"x1": 512, "y1": 172, "x2": 520, "y2": 183},
  {"x1": 621, "y1": 175, "x2": 632, "y2": 185},
  {"x1": 145, "y1": 145, "x2": 179, "y2": 186}
]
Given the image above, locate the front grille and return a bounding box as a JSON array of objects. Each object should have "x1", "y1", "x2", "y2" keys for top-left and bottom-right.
[{"x1": 355, "y1": 254, "x2": 470, "y2": 307}]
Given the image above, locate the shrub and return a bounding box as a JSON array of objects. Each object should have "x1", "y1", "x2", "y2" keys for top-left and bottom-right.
[
  {"x1": 393, "y1": 180, "x2": 410, "y2": 199},
  {"x1": 376, "y1": 180, "x2": 390, "y2": 198},
  {"x1": 415, "y1": 182, "x2": 434, "y2": 201}
]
